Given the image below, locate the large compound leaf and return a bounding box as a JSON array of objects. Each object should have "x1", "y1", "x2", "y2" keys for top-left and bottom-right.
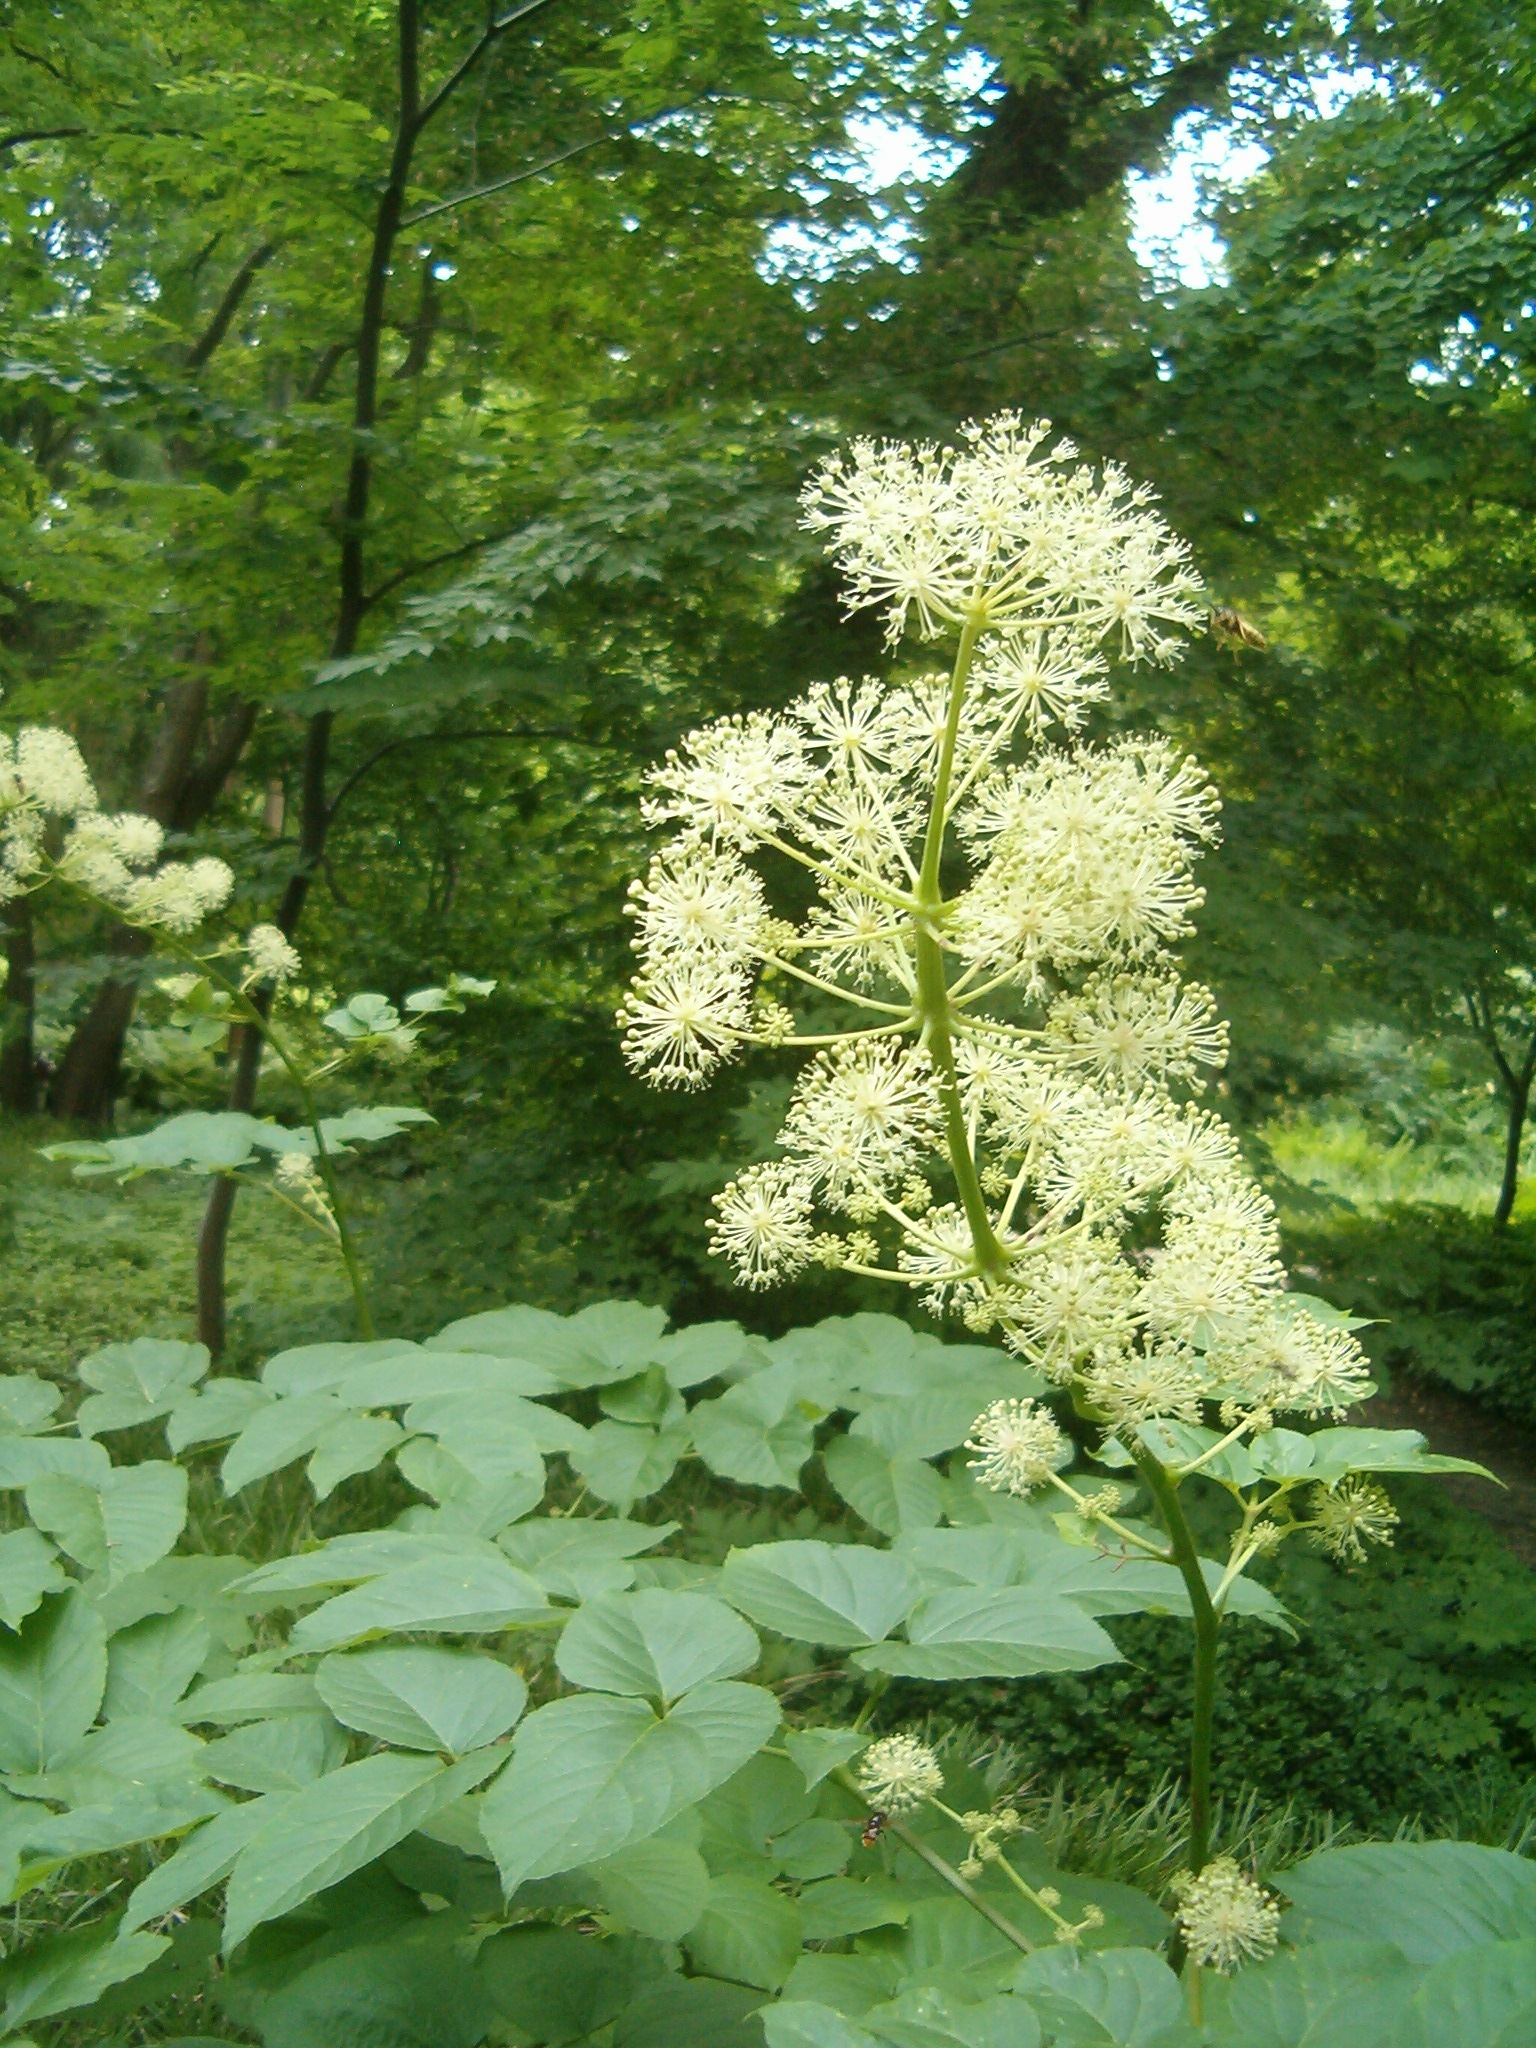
[
  {"x1": 484, "y1": 1681, "x2": 778, "y2": 1891},
  {"x1": 0, "y1": 1591, "x2": 107, "y2": 1773},
  {"x1": 222, "y1": 1748, "x2": 505, "y2": 1950},
  {"x1": 315, "y1": 1646, "x2": 528, "y2": 1751},
  {"x1": 1278, "y1": 1843, "x2": 1536, "y2": 1962},
  {"x1": 720, "y1": 1543, "x2": 920, "y2": 1648},
  {"x1": 556, "y1": 1591, "x2": 760, "y2": 1702}
]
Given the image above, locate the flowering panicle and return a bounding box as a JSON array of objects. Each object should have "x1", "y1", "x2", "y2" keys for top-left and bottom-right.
[
  {"x1": 620, "y1": 415, "x2": 1370, "y2": 1440},
  {"x1": 1, "y1": 724, "x2": 233, "y2": 933}
]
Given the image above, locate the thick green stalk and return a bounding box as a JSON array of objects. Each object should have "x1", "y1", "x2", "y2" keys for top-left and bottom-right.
[
  {"x1": 914, "y1": 613, "x2": 1007, "y2": 1278},
  {"x1": 1133, "y1": 1445, "x2": 1219, "y2": 1875}
]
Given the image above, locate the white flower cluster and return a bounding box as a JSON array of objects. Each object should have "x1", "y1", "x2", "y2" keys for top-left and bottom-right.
[
  {"x1": 856, "y1": 1734, "x2": 945, "y2": 1815},
  {"x1": 0, "y1": 725, "x2": 233, "y2": 932},
  {"x1": 620, "y1": 416, "x2": 1369, "y2": 1435},
  {"x1": 1172, "y1": 1855, "x2": 1281, "y2": 1972}
]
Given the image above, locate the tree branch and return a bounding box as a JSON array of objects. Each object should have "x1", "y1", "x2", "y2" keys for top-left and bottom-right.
[
  {"x1": 325, "y1": 725, "x2": 596, "y2": 825},
  {"x1": 412, "y1": 0, "x2": 565, "y2": 139},
  {"x1": 185, "y1": 241, "x2": 279, "y2": 370},
  {"x1": 0, "y1": 125, "x2": 85, "y2": 153},
  {"x1": 402, "y1": 132, "x2": 608, "y2": 225},
  {"x1": 361, "y1": 525, "x2": 520, "y2": 611}
]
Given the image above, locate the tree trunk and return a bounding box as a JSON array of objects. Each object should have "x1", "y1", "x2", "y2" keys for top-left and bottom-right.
[
  {"x1": 0, "y1": 894, "x2": 38, "y2": 1115},
  {"x1": 1494, "y1": 1071, "x2": 1531, "y2": 1228}
]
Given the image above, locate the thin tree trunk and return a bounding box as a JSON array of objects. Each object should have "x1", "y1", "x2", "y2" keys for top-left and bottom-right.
[
  {"x1": 1493, "y1": 1037, "x2": 1536, "y2": 1229},
  {"x1": 0, "y1": 895, "x2": 38, "y2": 1115},
  {"x1": 192, "y1": 0, "x2": 560, "y2": 1351}
]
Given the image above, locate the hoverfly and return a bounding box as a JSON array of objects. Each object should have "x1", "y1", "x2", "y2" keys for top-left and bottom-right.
[
  {"x1": 1210, "y1": 605, "x2": 1268, "y2": 652},
  {"x1": 861, "y1": 1811, "x2": 889, "y2": 1848}
]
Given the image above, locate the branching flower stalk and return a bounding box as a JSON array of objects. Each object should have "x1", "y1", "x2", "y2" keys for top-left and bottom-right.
[{"x1": 621, "y1": 417, "x2": 1381, "y2": 1893}]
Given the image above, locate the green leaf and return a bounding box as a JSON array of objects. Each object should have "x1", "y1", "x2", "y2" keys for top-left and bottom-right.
[
  {"x1": 766, "y1": 2002, "x2": 878, "y2": 2048},
  {"x1": 289, "y1": 1551, "x2": 556, "y2": 1651},
  {"x1": 823, "y1": 1437, "x2": 947, "y2": 1538},
  {"x1": 652, "y1": 1322, "x2": 767, "y2": 1388},
  {"x1": 233, "y1": 1529, "x2": 506, "y2": 1602},
  {"x1": 569, "y1": 1419, "x2": 689, "y2": 1506},
  {"x1": 75, "y1": 1338, "x2": 209, "y2": 1436},
  {"x1": 100, "y1": 1462, "x2": 188, "y2": 1583},
  {"x1": 200, "y1": 1714, "x2": 347, "y2": 1794},
  {"x1": 499, "y1": 1519, "x2": 673, "y2": 1600},
  {"x1": 221, "y1": 1394, "x2": 356, "y2": 1493},
  {"x1": 798, "y1": 1878, "x2": 909, "y2": 1939},
  {"x1": 720, "y1": 1542, "x2": 920, "y2": 1648},
  {"x1": 483, "y1": 1682, "x2": 778, "y2": 1891},
  {"x1": 0, "y1": 1591, "x2": 107, "y2": 1773},
  {"x1": 854, "y1": 1587, "x2": 1120, "y2": 1680},
  {"x1": 785, "y1": 1727, "x2": 868, "y2": 1790},
  {"x1": 849, "y1": 1373, "x2": 1044, "y2": 1462},
  {"x1": 691, "y1": 1372, "x2": 818, "y2": 1489},
  {"x1": 306, "y1": 1414, "x2": 406, "y2": 1500},
  {"x1": 1011, "y1": 1945, "x2": 1187, "y2": 2047},
  {"x1": 433, "y1": 1301, "x2": 670, "y2": 1390},
  {"x1": 318, "y1": 1104, "x2": 434, "y2": 1146},
  {"x1": 0, "y1": 1926, "x2": 169, "y2": 2033},
  {"x1": 1301, "y1": 1428, "x2": 1495, "y2": 1486},
  {"x1": 866, "y1": 1988, "x2": 1039, "y2": 2048},
  {"x1": 121, "y1": 1796, "x2": 279, "y2": 1931},
  {"x1": 315, "y1": 1646, "x2": 527, "y2": 1751},
  {"x1": 783, "y1": 1956, "x2": 900, "y2": 2017},
  {"x1": 587, "y1": 1837, "x2": 712, "y2": 1939},
  {"x1": 687, "y1": 1872, "x2": 803, "y2": 1989},
  {"x1": 555, "y1": 1591, "x2": 760, "y2": 1701},
  {"x1": 1278, "y1": 1843, "x2": 1536, "y2": 1962},
  {"x1": 1201, "y1": 1941, "x2": 1420, "y2": 2048},
  {"x1": 0, "y1": 1531, "x2": 65, "y2": 1633},
  {"x1": 102, "y1": 1609, "x2": 209, "y2": 1719},
  {"x1": 165, "y1": 1377, "x2": 274, "y2": 1453},
  {"x1": 261, "y1": 1339, "x2": 425, "y2": 1397},
  {"x1": 1393, "y1": 1937, "x2": 1536, "y2": 2048},
  {"x1": 29, "y1": 1464, "x2": 187, "y2": 1585},
  {"x1": 478, "y1": 1927, "x2": 669, "y2": 2046},
  {"x1": 177, "y1": 1671, "x2": 321, "y2": 1725},
  {"x1": 0, "y1": 1376, "x2": 61, "y2": 1435},
  {"x1": 404, "y1": 1388, "x2": 588, "y2": 1456},
  {"x1": 613, "y1": 1973, "x2": 772, "y2": 2048},
  {"x1": 0, "y1": 1437, "x2": 110, "y2": 1489},
  {"x1": 222, "y1": 1748, "x2": 505, "y2": 1951}
]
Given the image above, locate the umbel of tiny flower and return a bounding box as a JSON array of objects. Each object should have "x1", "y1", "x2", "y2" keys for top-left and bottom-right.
[
  {"x1": 620, "y1": 415, "x2": 1372, "y2": 1445},
  {"x1": 1308, "y1": 1476, "x2": 1399, "y2": 1563},
  {"x1": 245, "y1": 923, "x2": 302, "y2": 988},
  {"x1": 1172, "y1": 1855, "x2": 1281, "y2": 1972},
  {"x1": 0, "y1": 724, "x2": 234, "y2": 932},
  {"x1": 966, "y1": 1396, "x2": 1069, "y2": 1496},
  {"x1": 856, "y1": 1733, "x2": 944, "y2": 1815}
]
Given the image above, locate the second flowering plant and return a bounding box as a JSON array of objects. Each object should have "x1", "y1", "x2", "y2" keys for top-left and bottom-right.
[{"x1": 619, "y1": 416, "x2": 1488, "y2": 1973}]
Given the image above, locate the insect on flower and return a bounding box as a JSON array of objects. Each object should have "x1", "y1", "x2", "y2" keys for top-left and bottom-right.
[{"x1": 861, "y1": 1811, "x2": 889, "y2": 1847}]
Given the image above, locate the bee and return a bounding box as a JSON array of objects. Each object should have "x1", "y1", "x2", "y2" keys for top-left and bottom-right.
[
  {"x1": 861, "y1": 1811, "x2": 889, "y2": 1848},
  {"x1": 1210, "y1": 605, "x2": 1268, "y2": 652}
]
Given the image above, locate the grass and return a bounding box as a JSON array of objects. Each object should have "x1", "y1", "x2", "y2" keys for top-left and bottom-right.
[{"x1": 1261, "y1": 1107, "x2": 1536, "y2": 1219}]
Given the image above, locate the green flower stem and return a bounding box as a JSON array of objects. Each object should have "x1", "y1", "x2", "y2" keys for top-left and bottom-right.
[
  {"x1": 1132, "y1": 1445, "x2": 1219, "y2": 1876},
  {"x1": 832, "y1": 1773, "x2": 1036, "y2": 1956},
  {"x1": 915, "y1": 613, "x2": 1007, "y2": 1279}
]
